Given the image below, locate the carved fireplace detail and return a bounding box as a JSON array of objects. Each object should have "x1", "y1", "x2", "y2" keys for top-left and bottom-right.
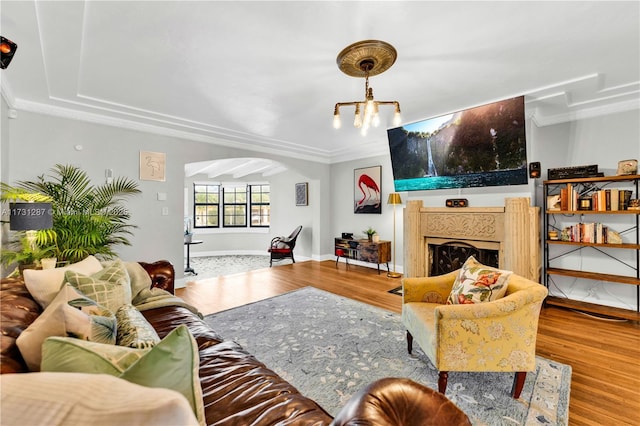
[{"x1": 403, "y1": 197, "x2": 540, "y2": 282}]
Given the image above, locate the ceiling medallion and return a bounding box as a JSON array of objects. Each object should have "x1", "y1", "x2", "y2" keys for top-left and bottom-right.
[{"x1": 333, "y1": 40, "x2": 401, "y2": 135}]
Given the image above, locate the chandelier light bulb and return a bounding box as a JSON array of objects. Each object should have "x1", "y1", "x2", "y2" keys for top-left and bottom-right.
[
  {"x1": 393, "y1": 108, "x2": 402, "y2": 127},
  {"x1": 333, "y1": 111, "x2": 341, "y2": 129},
  {"x1": 372, "y1": 104, "x2": 380, "y2": 127},
  {"x1": 353, "y1": 104, "x2": 362, "y2": 128}
]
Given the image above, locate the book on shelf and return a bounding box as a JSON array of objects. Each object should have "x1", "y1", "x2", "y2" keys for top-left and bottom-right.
[{"x1": 562, "y1": 222, "x2": 610, "y2": 243}]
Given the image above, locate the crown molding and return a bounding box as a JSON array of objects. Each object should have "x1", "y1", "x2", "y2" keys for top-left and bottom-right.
[
  {"x1": 531, "y1": 97, "x2": 640, "y2": 127},
  {"x1": 11, "y1": 98, "x2": 333, "y2": 164},
  {"x1": 1, "y1": 77, "x2": 16, "y2": 109}
]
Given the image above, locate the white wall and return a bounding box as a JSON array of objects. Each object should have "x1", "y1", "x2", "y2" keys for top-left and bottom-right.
[{"x1": 1, "y1": 109, "x2": 331, "y2": 279}]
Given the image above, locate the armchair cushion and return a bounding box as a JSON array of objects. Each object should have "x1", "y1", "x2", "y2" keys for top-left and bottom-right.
[{"x1": 446, "y1": 256, "x2": 511, "y2": 305}]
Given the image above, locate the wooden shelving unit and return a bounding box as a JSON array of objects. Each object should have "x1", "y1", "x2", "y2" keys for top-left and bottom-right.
[{"x1": 543, "y1": 174, "x2": 640, "y2": 319}]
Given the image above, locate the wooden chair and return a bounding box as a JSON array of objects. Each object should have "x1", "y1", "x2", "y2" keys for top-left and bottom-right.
[{"x1": 268, "y1": 226, "x2": 302, "y2": 267}]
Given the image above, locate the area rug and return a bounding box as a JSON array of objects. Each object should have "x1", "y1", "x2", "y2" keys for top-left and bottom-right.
[
  {"x1": 188, "y1": 255, "x2": 270, "y2": 280},
  {"x1": 205, "y1": 287, "x2": 571, "y2": 425}
]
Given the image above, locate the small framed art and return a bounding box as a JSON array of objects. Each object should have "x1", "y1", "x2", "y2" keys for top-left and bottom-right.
[
  {"x1": 354, "y1": 166, "x2": 382, "y2": 214},
  {"x1": 295, "y1": 182, "x2": 308, "y2": 206},
  {"x1": 139, "y1": 151, "x2": 166, "y2": 181}
]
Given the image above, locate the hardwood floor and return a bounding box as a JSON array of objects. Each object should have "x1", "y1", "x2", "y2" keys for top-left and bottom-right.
[{"x1": 177, "y1": 260, "x2": 640, "y2": 426}]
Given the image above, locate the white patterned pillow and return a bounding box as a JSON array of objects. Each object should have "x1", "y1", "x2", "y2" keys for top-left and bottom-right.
[
  {"x1": 16, "y1": 284, "x2": 116, "y2": 371},
  {"x1": 116, "y1": 304, "x2": 160, "y2": 349},
  {"x1": 446, "y1": 256, "x2": 512, "y2": 305},
  {"x1": 23, "y1": 255, "x2": 104, "y2": 308},
  {"x1": 65, "y1": 259, "x2": 131, "y2": 312}
]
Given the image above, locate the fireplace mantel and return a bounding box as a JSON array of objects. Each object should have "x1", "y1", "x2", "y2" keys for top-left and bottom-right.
[{"x1": 403, "y1": 197, "x2": 540, "y2": 281}]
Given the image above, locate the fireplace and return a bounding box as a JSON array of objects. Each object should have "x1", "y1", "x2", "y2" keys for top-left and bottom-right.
[
  {"x1": 403, "y1": 197, "x2": 540, "y2": 281},
  {"x1": 428, "y1": 240, "x2": 499, "y2": 276}
]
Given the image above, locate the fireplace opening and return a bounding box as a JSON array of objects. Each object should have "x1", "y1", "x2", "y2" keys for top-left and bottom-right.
[{"x1": 428, "y1": 241, "x2": 499, "y2": 276}]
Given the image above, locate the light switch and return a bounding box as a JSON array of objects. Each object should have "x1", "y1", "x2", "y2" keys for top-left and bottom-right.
[
  {"x1": 157, "y1": 192, "x2": 167, "y2": 201},
  {"x1": 161, "y1": 207, "x2": 169, "y2": 216}
]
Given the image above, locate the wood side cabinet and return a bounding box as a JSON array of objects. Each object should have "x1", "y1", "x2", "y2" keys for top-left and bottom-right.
[{"x1": 334, "y1": 238, "x2": 391, "y2": 274}]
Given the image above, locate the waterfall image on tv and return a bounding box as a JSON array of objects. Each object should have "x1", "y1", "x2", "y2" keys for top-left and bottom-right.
[{"x1": 387, "y1": 96, "x2": 528, "y2": 191}]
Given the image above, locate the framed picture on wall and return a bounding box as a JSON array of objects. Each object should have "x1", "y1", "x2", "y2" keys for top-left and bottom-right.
[
  {"x1": 354, "y1": 166, "x2": 381, "y2": 214},
  {"x1": 295, "y1": 182, "x2": 308, "y2": 206},
  {"x1": 139, "y1": 151, "x2": 166, "y2": 181}
]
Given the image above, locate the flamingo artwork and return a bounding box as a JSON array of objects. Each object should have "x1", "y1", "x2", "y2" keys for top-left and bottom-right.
[{"x1": 355, "y1": 171, "x2": 381, "y2": 213}]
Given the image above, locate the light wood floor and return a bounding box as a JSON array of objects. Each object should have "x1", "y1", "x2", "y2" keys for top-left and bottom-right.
[{"x1": 177, "y1": 260, "x2": 640, "y2": 426}]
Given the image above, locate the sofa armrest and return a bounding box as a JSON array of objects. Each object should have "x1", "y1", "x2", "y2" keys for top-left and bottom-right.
[
  {"x1": 402, "y1": 270, "x2": 458, "y2": 304},
  {"x1": 139, "y1": 260, "x2": 175, "y2": 294},
  {"x1": 331, "y1": 377, "x2": 471, "y2": 426}
]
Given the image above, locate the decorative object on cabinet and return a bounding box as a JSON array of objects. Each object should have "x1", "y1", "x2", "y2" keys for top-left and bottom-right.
[
  {"x1": 334, "y1": 238, "x2": 390, "y2": 274},
  {"x1": 363, "y1": 226, "x2": 377, "y2": 241},
  {"x1": 387, "y1": 192, "x2": 403, "y2": 278},
  {"x1": 543, "y1": 174, "x2": 640, "y2": 320},
  {"x1": 354, "y1": 166, "x2": 382, "y2": 214},
  {"x1": 295, "y1": 182, "x2": 308, "y2": 206}
]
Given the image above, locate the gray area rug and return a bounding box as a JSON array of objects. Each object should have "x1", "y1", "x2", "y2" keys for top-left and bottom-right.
[
  {"x1": 205, "y1": 287, "x2": 571, "y2": 425},
  {"x1": 188, "y1": 255, "x2": 270, "y2": 280}
]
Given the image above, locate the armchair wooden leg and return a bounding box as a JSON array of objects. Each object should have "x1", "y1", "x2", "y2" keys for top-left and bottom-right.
[
  {"x1": 438, "y1": 371, "x2": 448, "y2": 395},
  {"x1": 511, "y1": 371, "x2": 527, "y2": 399},
  {"x1": 406, "y1": 331, "x2": 413, "y2": 354}
]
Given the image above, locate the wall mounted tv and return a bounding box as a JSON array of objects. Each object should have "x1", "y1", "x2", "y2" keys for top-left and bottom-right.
[{"x1": 387, "y1": 96, "x2": 528, "y2": 191}]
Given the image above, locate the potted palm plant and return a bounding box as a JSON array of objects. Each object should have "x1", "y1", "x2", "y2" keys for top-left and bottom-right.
[{"x1": 1, "y1": 164, "x2": 141, "y2": 267}]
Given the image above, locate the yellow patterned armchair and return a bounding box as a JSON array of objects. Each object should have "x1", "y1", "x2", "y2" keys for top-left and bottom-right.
[{"x1": 402, "y1": 270, "x2": 548, "y2": 398}]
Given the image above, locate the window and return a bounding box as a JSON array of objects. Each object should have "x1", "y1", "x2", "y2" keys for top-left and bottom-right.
[
  {"x1": 223, "y1": 186, "x2": 247, "y2": 227},
  {"x1": 250, "y1": 184, "x2": 270, "y2": 227},
  {"x1": 194, "y1": 184, "x2": 219, "y2": 228},
  {"x1": 194, "y1": 183, "x2": 269, "y2": 229}
]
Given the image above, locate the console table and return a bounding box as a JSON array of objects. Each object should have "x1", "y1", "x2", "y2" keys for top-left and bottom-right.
[{"x1": 334, "y1": 238, "x2": 391, "y2": 274}]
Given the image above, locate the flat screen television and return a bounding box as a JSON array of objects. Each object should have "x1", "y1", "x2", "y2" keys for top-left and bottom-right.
[{"x1": 387, "y1": 96, "x2": 528, "y2": 191}]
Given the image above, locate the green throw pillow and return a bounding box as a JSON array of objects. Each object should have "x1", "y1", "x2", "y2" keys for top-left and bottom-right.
[
  {"x1": 65, "y1": 259, "x2": 131, "y2": 312},
  {"x1": 116, "y1": 304, "x2": 160, "y2": 349},
  {"x1": 41, "y1": 325, "x2": 204, "y2": 424}
]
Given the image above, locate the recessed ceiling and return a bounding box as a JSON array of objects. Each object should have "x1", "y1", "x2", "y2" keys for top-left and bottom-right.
[{"x1": 1, "y1": 1, "x2": 638, "y2": 164}]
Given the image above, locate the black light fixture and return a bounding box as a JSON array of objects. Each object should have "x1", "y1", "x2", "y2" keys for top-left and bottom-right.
[
  {"x1": 1, "y1": 36, "x2": 18, "y2": 69},
  {"x1": 9, "y1": 203, "x2": 53, "y2": 231}
]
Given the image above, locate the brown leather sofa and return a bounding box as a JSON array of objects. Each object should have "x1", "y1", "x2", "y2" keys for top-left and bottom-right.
[{"x1": 1, "y1": 260, "x2": 471, "y2": 426}]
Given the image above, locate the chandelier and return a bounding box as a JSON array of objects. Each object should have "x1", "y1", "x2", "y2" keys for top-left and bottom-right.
[{"x1": 333, "y1": 40, "x2": 401, "y2": 136}]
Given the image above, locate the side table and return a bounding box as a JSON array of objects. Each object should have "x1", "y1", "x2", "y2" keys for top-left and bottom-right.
[{"x1": 184, "y1": 240, "x2": 203, "y2": 275}]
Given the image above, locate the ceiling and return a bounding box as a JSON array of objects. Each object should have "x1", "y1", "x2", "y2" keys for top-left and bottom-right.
[{"x1": 2, "y1": 1, "x2": 639, "y2": 173}]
